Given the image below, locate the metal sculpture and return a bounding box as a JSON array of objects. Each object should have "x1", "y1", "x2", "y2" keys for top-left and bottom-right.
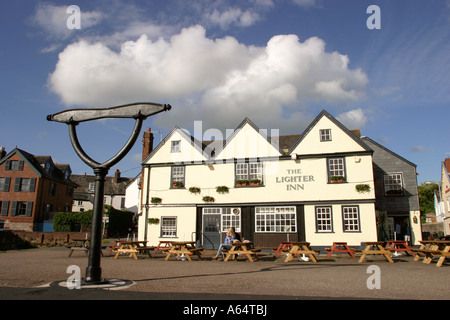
[{"x1": 47, "y1": 102, "x2": 171, "y2": 283}]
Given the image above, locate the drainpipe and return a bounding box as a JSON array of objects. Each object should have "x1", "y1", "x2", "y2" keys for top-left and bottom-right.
[{"x1": 143, "y1": 165, "x2": 151, "y2": 241}]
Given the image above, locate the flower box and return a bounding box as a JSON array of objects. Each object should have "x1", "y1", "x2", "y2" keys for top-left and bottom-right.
[
  {"x1": 386, "y1": 189, "x2": 403, "y2": 196},
  {"x1": 172, "y1": 181, "x2": 184, "y2": 188},
  {"x1": 331, "y1": 176, "x2": 344, "y2": 183},
  {"x1": 250, "y1": 179, "x2": 261, "y2": 186},
  {"x1": 236, "y1": 180, "x2": 249, "y2": 187}
]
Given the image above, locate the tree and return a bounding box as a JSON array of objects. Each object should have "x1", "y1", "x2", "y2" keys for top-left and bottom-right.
[{"x1": 418, "y1": 182, "x2": 439, "y2": 219}]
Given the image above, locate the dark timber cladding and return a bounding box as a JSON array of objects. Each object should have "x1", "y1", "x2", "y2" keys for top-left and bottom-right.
[{"x1": 197, "y1": 205, "x2": 306, "y2": 248}]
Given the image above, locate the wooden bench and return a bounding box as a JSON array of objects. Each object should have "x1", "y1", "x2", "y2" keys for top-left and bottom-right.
[
  {"x1": 223, "y1": 242, "x2": 261, "y2": 262},
  {"x1": 136, "y1": 246, "x2": 156, "y2": 258},
  {"x1": 67, "y1": 246, "x2": 88, "y2": 257}
]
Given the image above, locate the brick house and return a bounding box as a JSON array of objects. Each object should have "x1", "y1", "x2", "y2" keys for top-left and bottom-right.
[{"x1": 0, "y1": 148, "x2": 76, "y2": 232}]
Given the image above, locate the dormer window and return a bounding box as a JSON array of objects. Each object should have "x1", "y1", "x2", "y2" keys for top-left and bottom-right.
[
  {"x1": 45, "y1": 162, "x2": 51, "y2": 173},
  {"x1": 64, "y1": 170, "x2": 70, "y2": 180}
]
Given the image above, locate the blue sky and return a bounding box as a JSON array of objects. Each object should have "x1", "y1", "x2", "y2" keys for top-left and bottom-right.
[{"x1": 0, "y1": 0, "x2": 448, "y2": 184}]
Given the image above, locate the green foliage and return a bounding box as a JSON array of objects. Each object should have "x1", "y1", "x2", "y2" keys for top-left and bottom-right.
[
  {"x1": 202, "y1": 196, "x2": 215, "y2": 203},
  {"x1": 53, "y1": 211, "x2": 92, "y2": 232},
  {"x1": 216, "y1": 186, "x2": 229, "y2": 194},
  {"x1": 355, "y1": 184, "x2": 371, "y2": 193},
  {"x1": 189, "y1": 187, "x2": 201, "y2": 194},
  {"x1": 105, "y1": 205, "x2": 134, "y2": 237},
  {"x1": 148, "y1": 218, "x2": 160, "y2": 224},
  {"x1": 151, "y1": 197, "x2": 162, "y2": 204},
  {"x1": 53, "y1": 206, "x2": 135, "y2": 237},
  {"x1": 418, "y1": 182, "x2": 439, "y2": 215}
]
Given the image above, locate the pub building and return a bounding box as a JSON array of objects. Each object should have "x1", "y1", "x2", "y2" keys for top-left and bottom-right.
[{"x1": 137, "y1": 110, "x2": 421, "y2": 251}]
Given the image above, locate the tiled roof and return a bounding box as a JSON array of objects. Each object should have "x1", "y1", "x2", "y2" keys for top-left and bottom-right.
[
  {"x1": 71, "y1": 174, "x2": 133, "y2": 195},
  {"x1": 0, "y1": 148, "x2": 76, "y2": 186}
]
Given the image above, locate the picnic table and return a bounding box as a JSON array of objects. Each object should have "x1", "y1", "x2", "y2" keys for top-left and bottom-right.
[
  {"x1": 411, "y1": 240, "x2": 450, "y2": 267},
  {"x1": 67, "y1": 238, "x2": 89, "y2": 257},
  {"x1": 273, "y1": 242, "x2": 298, "y2": 257},
  {"x1": 385, "y1": 240, "x2": 416, "y2": 257},
  {"x1": 164, "y1": 241, "x2": 203, "y2": 261},
  {"x1": 284, "y1": 242, "x2": 320, "y2": 263},
  {"x1": 153, "y1": 240, "x2": 172, "y2": 255},
  {"x1": 223, "y1": 241, "x2": 260, "y2": 262},
  {"x1": 358, "y1": 241, "x2": 394, "y2": 263},
  {"x1": 114, "y1": 241, "x2": 154, "y2": 260},
  {"x1": 326, "y1": 242, "x2": 358, "y2": 259}
]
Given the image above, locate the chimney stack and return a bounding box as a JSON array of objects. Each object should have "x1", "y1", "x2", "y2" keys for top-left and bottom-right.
[
  {"x1": 351, "y1": 129, "x2": 361, "y2": 139},
  {"x1": 114, "y1": 169, "x2": 121, "y2": 183},
  {"x1": 0, "y1": 147, "x2": 6, "y2": 160},
  {"x1": 142, "y1": 128, "x2": 154, "y2": 162},
  {"x1": 444, "y1": 158, "x2": 450, "y2": 173}
]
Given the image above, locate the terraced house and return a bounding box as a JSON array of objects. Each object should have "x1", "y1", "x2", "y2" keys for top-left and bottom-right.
[
  {"x1": 0, "y1": 148, "x2": 76, "y2": 232},
  {"x1": 137, "y1": 110, "x2": 422, "y2": 250}
]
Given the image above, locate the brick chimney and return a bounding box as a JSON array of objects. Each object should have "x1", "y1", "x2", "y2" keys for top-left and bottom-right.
[
  {"x1": 444, "y1": 158, "x2": 450, "y2": 173},
  {"x1": 0, "y1": 147, "x2": 6, "y2": 160},
  {"x1": 142, "y1": 128, "x2": 154, "y2": 161},
  {"x1": 351, "y1": 129, "x2": 361, "y2": 139},
  {"x1": 114, "y1": 169, "x2": 121, "y2": 183}
]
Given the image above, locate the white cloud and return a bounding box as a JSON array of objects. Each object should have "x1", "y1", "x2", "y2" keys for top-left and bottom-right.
[
  {"x1": 32, "y1": 3, "x2": 103, "y2": 40},
  {"x1": 205, "y1": 8, "x2": 260, "y2": 29},
  {"x1": 48, "y1": 25, "x2": 368, "y2": 132},
  {"x1": 410, "y1": 145, "x2": 431, "y2": 153},
  {"x1": 292, "y1": 0, "x2": 319, "y2": 8},
  {"x1": 337, "y1": 108, "x2": 368, "y2": 129}
]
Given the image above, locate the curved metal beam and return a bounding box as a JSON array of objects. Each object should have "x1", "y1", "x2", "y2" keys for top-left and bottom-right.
[
  {"x1": 102, "y1": 118, "x2": 143, "y2": 168},
  {"x1": 68, "y1": 123, "x2": 101, "y2": 169}
]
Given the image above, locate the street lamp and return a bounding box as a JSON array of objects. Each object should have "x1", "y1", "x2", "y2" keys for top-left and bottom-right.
[{"x1": 47, "y1": 102, "x2": 171, "y2": 283}]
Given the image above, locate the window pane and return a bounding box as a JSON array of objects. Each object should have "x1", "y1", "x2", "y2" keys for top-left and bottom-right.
[
  {"x1": 328, "y1": 158, "x2": 345, "y2": 177},
  {"x1": 320, "y1": 129, "x2": 331, "y2": 141},
  {"x1": 172, "y1": 167, "x2": 185, "y2": 182},
  {"x1": 236, "y1": 163, "x2": 248, "y2": 180},
  {"x1": 255, "y1": 207, "x2": 296, "y2": 233},
  {"x1": 343, "y1": 206, "x2": 360, "y2": 232},
  {"x1": 171, "y1": 140, "x2": 181, "y2": 153},
  {"x1": 384, "y1": 173, "x2": 403, "y2": 194},
  {"x1": 161, "y1": 217, "x2": 177, "y2": 237},
  {"x1": 316, "y1": 207, "x2": 332, "y2": 232},
  {"x1": 249, "y1": 162, "x2": 263, "y2": 181}
]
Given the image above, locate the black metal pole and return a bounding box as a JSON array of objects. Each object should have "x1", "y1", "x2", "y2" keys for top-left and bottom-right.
[{"x1": 85, "y1": 167, "x2": 108, "y2": 283}]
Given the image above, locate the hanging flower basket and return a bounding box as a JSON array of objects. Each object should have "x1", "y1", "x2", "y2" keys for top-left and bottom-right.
[
  {"x1": 151, "y1": 197, "x2": 162, "y2": 204},
  {"x1": 216, "y1": 186, "x2": 229, "y2": 194},
  {"x1": 189, "y1": 187, "x2": 201, "y2": 194},
  {"x1": 148, "y1": 218, "x2": 160, "y2": 224},
  {"x1": 202, "y1": 196, "x2": 215, "y2": 203},
  {"x1": 355, "y1": 184, "x2": 371, "y2": 193}
]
